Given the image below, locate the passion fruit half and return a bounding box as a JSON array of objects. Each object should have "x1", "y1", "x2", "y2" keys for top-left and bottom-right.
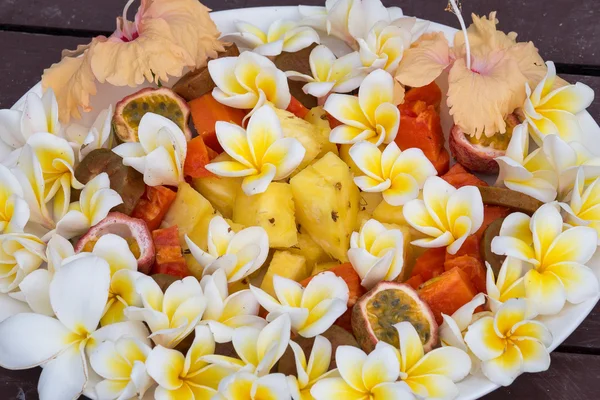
[
  {"x1": 352, "y1": 281, "x2": 438, "y2": 353},
  {"x1": 75, "y1": 212, "x2": 155, "y2": 274},
  {"x1": 113, "y1": 87, "x2": 192, "y2": 143}
]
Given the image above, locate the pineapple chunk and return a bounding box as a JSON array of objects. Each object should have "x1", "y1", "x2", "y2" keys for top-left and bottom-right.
[
  {"x1": 311, "y1": 261, "x2": 341, "y2": 276},
  {"x1": 290, "y1": 152, "x2": 360, "y2": 262},
  {"x1": 261, "y1": 250, "x2": 309, "y2": 296},
  {"x1": 372, "y1": 201, "x2": 406, "y2": 226},
  {"x1": 339, "y1": 144, "x2": 362, "y2": 176},
  {"x1": 271, "y1": 106, "x2": 321, "y2": 170},
  {"x1": 304, "y1": 107, "x2": 338, "y2": 157},
  {"x1": 356, "y1": 192, "x2": 383, "y2": 230},
  {"x1": 163, "y1": 182, "x2": 215, "y2": 246},
  {"x1": 289, "y1": 229, "x2": 332, "y2": 269},
  {"x1": 192, "y1": 153, "x2": 241, "y2": 219},
  {"x1": 233, "y1": 182, "x2": 297, "y2": 248}
]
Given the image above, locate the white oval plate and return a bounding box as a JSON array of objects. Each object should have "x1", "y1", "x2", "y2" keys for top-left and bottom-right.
[{"x1": 15, "y1": 5, "x2": 600, "y2": 400}]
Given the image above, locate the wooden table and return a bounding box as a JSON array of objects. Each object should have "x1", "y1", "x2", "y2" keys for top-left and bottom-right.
[{"x1": 1, "y1": 0, "x2": 599, "y2": 398}]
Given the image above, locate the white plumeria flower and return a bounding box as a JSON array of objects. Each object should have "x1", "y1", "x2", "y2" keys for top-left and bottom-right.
[
  {"x1": 524, "y1": 61, "x2": 594, "y2": 145},
  {"x1": 90, "y1": 336, "x2": 153, "y2": 400},
  {"x1": 324, "y1": 69, "x2": 400, "y2": 146},
  {"x1": 125, "y1": 275, "x2": 207, "y2": 348},
  {"x1": 55, "y1": 172, "x2": 123, "y2": 239},
  {"x1": 66, "y1": 105, "x2": 113, "y2": 159},
  {"x1": 223, "y1": 19, "x2": 320, "y2": 56},
  {"x1": 203, "y1": 314, "x2": 291, "y2": 377},
  {"x1": 12, "y1": 132, "x2": 83, "y2": 229},
  {"x1": 199, "y1": 268, "x2": 266, "y2": 343},
  {"x1": 186, "y1": 216, "x2": 269, "y2": 283},
  {"x1": 349, "y1": 141, "x2": 437, "y2": 206},
  {"x1": 491, "y1": 203, "x2": 599, "y2": 315},
  {"x1": 113, "y1": 113, "x2": 187, "y2": 187},
  {"x1": 358, "y1": 20, "x2": 411, "y2": 73},
  {"x1": 495, "y1": 123, "x2": 558, "y2": 203},
  {"x1": 560, "y1": 168, "x2": 600, "y2": 241},
  {"x1": 208, "y1": 51, "x2": 291, "y2": 114},
  {"x1": 146, "y1": 325, "x2": 233, "y2": 400},
  {"x1": 213, "y1": 371, "x2": 291, "y2": 400},
  {"x1": 0, "y1": 164, "x2": 29, "y2": 233},
  {"x1": 464, "y1": 299, "x2": 553, "y2": 386},
  {"x1": 0, "y1": 232, "x2": 46, "y2": 294},
  {"x1": 286, "y1": 45, "x2": 365, "y2": 99},
  {"x1": 250, "y1": 272, "x2": 349, "y2": 338},
  {"x1": 439, "y1": 293, "x2": 489, "y2": 374},
  {"x1": 0, "y1": 89, "x2": 62, "y2": 165},
  {"x1": 0, "y1": 254, "x2": 150, "y2": 400},
  {"x1": 206, "y1": 106, "x2": 305, "y2": 196},
  {"x1": 288, "y1": 335, "x2": 338, "y2": 400},
  {"x1": 17, "y1": 234, "x2": 73, "y2": 316},
  {"x1": 403, "y1": 176, "x2": 484, "y2": 255},
  {"x1": 0, "y1": 293, "x2": 31, "y2": 323},
  {"x1": 486, "y1": 258, "x2": 530, "y2": 314},
  {"x1": 348, "y1": 218, "x2": 405, "y2": 289}
]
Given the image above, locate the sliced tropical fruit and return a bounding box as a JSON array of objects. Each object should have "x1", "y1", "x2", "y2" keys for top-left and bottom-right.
[
  {"x1": 352, "y1": 281, "x2": 438, "y2": 353},
  {"x1": 113, "y1": 87, "x2": 192, "y2": 142}
]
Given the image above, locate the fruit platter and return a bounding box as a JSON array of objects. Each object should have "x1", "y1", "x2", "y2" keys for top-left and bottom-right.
[{"x1": 1, "y1": 0, "x2": 599, "y2": 399}]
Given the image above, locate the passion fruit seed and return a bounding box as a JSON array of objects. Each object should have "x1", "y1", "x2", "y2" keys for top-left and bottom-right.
[{"x1": 122, "y1": 95, "x2": 185, "y2": 131}]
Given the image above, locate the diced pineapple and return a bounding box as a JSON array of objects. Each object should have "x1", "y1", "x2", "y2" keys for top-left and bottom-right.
[
  {"x1": 227, "y1": 263, "x2": 269, "y2": 294},
  {"x1": 339, "y1": 144, "x2": 362, "y2": 176},
  {"x1": 304, "y1": 107, "x2": 338, "y2": 157},
  {"x1": 261, "y1": 250, "x2": 309, "y2": 296},
  {"x1": 225, "y1": 218, "x2": 245, "y2": 233},
  {"x1": 356, "y1": 192, "x2": 383, "y2": 230},
  {"x1": 372, "y1": 201, "x2": 406, "y2": 226},
  {"x1": 290, "y1": 152, "x2": 360, "y2": 262},
  {"x1": 233, "y1": 182, "x2": 297, "y2": 248},
  {"x1": 163, "y1": 182, "x2": 215, "y2": 247},
  {"x1": 192, "y1": 153, "x2": 241, "y2": 219},
  {"x1": 271, "y1": 106, "x2": 321, "y2": 171},
  {"x1": 289, "y1": 229, "x2": 332, "y2": 269},
  {"x1": 311, "y1": 261, "x2": 341, "y2": 276}
]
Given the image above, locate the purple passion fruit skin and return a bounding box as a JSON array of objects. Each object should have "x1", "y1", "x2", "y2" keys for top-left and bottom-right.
[
  {"x1": 75, "y1": 212, "x2": 155, "y2": 274},
  {"x1": 113, "y1": 87, "x2": 192, "y2": 143},
  {"x1": 449, "y1": 114, "x2": 520, "y2": 175},
  {"x1": 352, "y1": 281, "x2": 438, "y2": 353}
]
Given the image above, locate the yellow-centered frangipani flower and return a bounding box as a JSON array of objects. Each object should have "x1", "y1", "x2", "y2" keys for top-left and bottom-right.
[
  {"x1": 349, "y1": 141, "x2": 437, "y2": 206},
  {"x1": 213, "y1": 371, "x2": 291, "y2": 400},
  {"x1": 486, "y1": 258, "x2": 529, "y2": 314},
  {"x1": 348, "y1": 218, "x2": 405, "y2": 289},
  {"x1": 310, "y1": 342, "x2": 413, "y2": 400},
  {"x1": 66, "y1": 105, "x2": 113, "y2": 159},
  {"x1": 0, "y1": 233, "x2": 46, "y2": 294},
  {"x1": 0, "y1": 164, "x2": 29, "y2": 234},
  {"x1": 208, "y1": 52, "x2": 291, "y2": 114},
  {"x1": 288, "y1": 335, "x2": 338, "y2": 400},
  {"x1": 439, "y1": 293, "x2": 490, "y2": 374},
  {"x1": 286, "y1": 45, "x2": 366, "y2": 99},
  {"x1": 403, "y1": 176, "x2": 484, "y2": 254},
  {"x1": 125, "y1": 275, "x2": 207, "y2": 348},
  {"x1": 0, "y1": 254, "x2": 150, "y2": 400},
  {"x1": 202, "y1": 314, "x2": 291, "y2": 377},
  {"x1": 524, "y1": 61, "x2": 594, "y2": 145},
  {"x1": 205, "y1": 106, "x2": 305, "y2": 196},
  {"x1": 55, "y1": 173, "x2": 123, "y2": 239},
  {"x1": 357, "y1": 21, "x2": 411, "y2": 73},
  {"x1": 464, "y1": 299, "x2": 553, "y2": 386},
  {"x1": 186, "y1": 216, "x2": 269, "y2": 283},
  {"x1": 250, "y1": 272, "x2": 349, "y2": 338},
  {"x1": 491, "y1": 203, "x2": 599, "y2": 315},
  {"x1": 223, "y1": 19, "x2": 320, "y2": 57},
  {"x1": 145, "y1": 325, "x2": 232, "y2": 400},
  {"x1": 113, "y1": 112, "x2": 187, "y2": 187},
  {"x1": 324, "y1": 69, "x2": 401, "y2": 146},
  {"x1": 89, "y1": 336, "x2": 153, "y2": 400},
  {"x1": 199, "y1": 268, "x2": 266, "y2": 343},
  {"x1": 13, "y1": 133, "x2": 83, "y2": 230},
  {"x1": 560, "y1": 168, "x2": 600, "y2": 241}
]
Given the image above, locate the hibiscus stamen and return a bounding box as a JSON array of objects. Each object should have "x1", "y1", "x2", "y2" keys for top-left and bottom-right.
[
  {"x1": 121, "y1": 0, "x2": 137, "y2": 42},
  {"x1": 447, "y1": 0, "x2": 471, "y2": 70}
]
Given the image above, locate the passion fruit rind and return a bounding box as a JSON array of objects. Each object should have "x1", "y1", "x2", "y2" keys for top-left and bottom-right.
[
  {"x1": 113, "y1": 87, "x2": 192, "y2": 143},
  {"x1": 449, "y1": 114, "x2": 520, "y2": 174},
  {"x1": 75, "y1": 212, "x2": 155, "y2": 274},
  {"x1": 351, "y1": 281, "x2": 438, "y2": 354}
]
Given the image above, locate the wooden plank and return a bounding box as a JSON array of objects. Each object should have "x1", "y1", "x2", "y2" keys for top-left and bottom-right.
[
  {"x1": 245, "y1": 0, "x2": 600, "y2": 65},
  {"x1": 0, "y1": 31, "x2": 87, "y2": 108}
]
